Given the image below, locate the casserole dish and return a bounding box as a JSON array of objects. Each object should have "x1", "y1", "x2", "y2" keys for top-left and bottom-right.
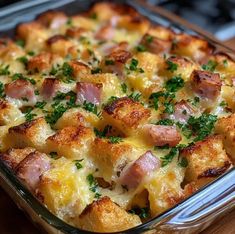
[{"x1": 0, "y1": 0, "x2": 234, "y2": 233}]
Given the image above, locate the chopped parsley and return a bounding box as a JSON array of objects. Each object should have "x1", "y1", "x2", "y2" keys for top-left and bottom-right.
[
  {"x1": 94, "y1": 125, "x2": 112, "y2": 138},
  {"x1": 220, "y1": 101, "x2": 227, "y2": 107},
  {"x1": 45, "y1": 104, "x2": 67, "y2": 125},
  {"x1": 187, "y1": 114, "x2": 217, "y2": 142},
  {"x1": 146, "y1": 35, "x2": 153, "y2": 44},
  {"x1": 35, "y1": 101, "x2": 47, "y2": 109},
  {"x1": 49, "y1": 152, "x2": 58, "y2": 159},
  {"x1": 161, "y1": 144, "x2": 186, "y2": 167},
  {"x1": 129, "y1": 92, "x2": 142, "y2": 102},
  {"x1": 121, "y1": 83, "x2": 127, "y2": 93},
  {"x1": 50, "y1": 63, "x2": 74, "y2": 83},
  {"x1": 83, "y1": 101, "x2": 99, "y2": 115},
  {"x1": 164, "y1": 102, "x2": 174, "y2": 114},
  {"x1": 109, "y1": 136, "x2": 123, "y2": 144},
  {"x1": 23, "y1": 107, "x2": 37, "y2": 122},
  {"x1": 156, "y1": 118, "x2": 174, "y2": 126},
  {"x1": 12, "y1": 73, "x2": 36, "y2": 85},
  {"x1": 0, "y1": 81, "x2": 5, "y2": 98},
  {"x1": 201, "y1": 60, "x2": 217, "y2": 72},
  {"x1": 129, "y1": 207, "x2": 150, "y2": 219},
  {"x1": 105, "y1": 59, "x2": 115, "y2": 65},
  {"x1": 106, "y1": 96, "x2": 118, "y2": 105},
  {"x1": 15, "y1": 39, "x2": 25, "y2": 48},
  {"x1": 165, "y1": 76, "x2": 184, "y2": 92},
  {"x1": 0, "y1": 64, "x2": 10, "y2": 76},
  {"x1": 166, "y1": 60, "x2": 178, "y2": 72},
  {"x1": 17, "y1": 56, "x2": 28, "y2": 66},
  {"x1": 86, "y1": 174, "x2": 101, "y2": 199},
  {"x1": 136, "y1": 44, "x2": 147, "y2": 52},
  {"x1": 66, "y1": 18, "x2": 73, "y2": 26},
  {"x1": 191, "y1": 96, "x2": 200, "y2": 106},
  {"x1": 27, "y1": 51, "x2": 35, "y2": 56},
  {"x1": 90, "y1": 12, "x2": 98, "y2": 20},
  {"x1": 223, "y1": 59, "x2": 228, "y2": 68},
  {"x1": 91, "y1": 67, "x2": 102, "y2": 74},
  {"x1": 126, "y1": 59, "x2": 144, "y2": 73},
  {"x1": 178, "y1": 157, "x2": 188, "y2": 167},
  {"x1": 74, "y1": 159, "x2": 84, "y2": 170}
]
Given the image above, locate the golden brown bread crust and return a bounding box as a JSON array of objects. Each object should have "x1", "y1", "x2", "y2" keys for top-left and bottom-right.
[{"x1": 78, "y1": 196, "x2": 141, "y2": 232}]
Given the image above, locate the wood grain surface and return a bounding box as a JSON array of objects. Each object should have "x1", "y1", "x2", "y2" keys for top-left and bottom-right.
[{"x1": 0, "y1": 186, "x2": 234, "y2": 234}]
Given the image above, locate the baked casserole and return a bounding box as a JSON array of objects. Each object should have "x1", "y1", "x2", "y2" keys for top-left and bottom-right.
[{"x1": 0, "y1": 2, "x2": 234, "y2": 232}]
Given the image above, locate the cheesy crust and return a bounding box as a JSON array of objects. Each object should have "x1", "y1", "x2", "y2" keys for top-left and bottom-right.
[{"x1": 0, "y1": 2, "x2": 234, "y2": 232}]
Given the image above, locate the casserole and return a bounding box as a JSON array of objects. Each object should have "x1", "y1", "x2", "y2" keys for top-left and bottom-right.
[{"x1": 0, "y1": 0, "x2": 234, "y2": 233}]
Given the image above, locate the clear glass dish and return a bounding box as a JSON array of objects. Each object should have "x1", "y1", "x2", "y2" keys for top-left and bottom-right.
[{"x1": 0, "y1": 0, "x2": 234, "y2": 233}]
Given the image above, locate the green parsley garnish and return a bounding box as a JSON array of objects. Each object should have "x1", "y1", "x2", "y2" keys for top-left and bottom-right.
[
  {"x1": 136, "y1": 44, "x2": 147, "y2": 52},
  {"x1": 86, "y1": 174, "x2": 101, "y2": 199},
  {"x1": 178, "y1": 157, "x2": 188, "y2": 167},
  {"x1": 163, "y1": 102, "x2": 174, "y2": 114},
  {"x1": 45, "y1": 104, "x2": 67, "y2": 125},
  {"x1": 0, "y1": 81, "x2": 5, "y2": 98},
  {"x1": 66, "y1": 18, "x2": 73, "y2": 26},
  {"x1": 90, "y1": 12, "x2": 98, "y2": 20},
  {"x1": 223, "y1": 59, "x2": 228, "y2": 67},
  {"x1": 201, "y1": 60, "x2": 217, "y2": 72},
  {"x1": 105, "y1": 59, "x2": 115, "y2": 65},
  {"x1": 49, "y1": 152, "x2": 58, "y2": 159},
  {"x1": 0, "y1": 64, "x2": 10, "y2": 76},
  {"x1": 74, "y1": 159, "x2": 84, "y2": 170},
  {"x1": 23, "y1": 107, "x2": 37, "y2": 122},
  {"x1": 146, "y1": 35, "x2": 153, "y2": 44},
  {"x1": 129, "y1": 207, "x2": 150, "y2": 219},
  {"x1": 191, "y1": 96, "x2": 200, "y2": 106},
  {"x1": 12, "y1": 73, "x2": 36, "y2": 85},
  {"x1": 129, "y1": 92, "x2": 142, "y2": 102},
  {"x1": 35, "y1": 101, "x2": 47, "y2": 109},
  {"x1": 165, "y1": 76, "x2": 184, "y2": 92},
  {"x1": 166, "y1": 60, "x2": 178, "y2": 72},
  {"x1": 15, "y1": 39, "x2": 25, "y2": 48},
  {"x1": 127, "y1": 59, "x2": 144, "y2": 73},
  {"x1": 121, "y1": 83, "x2": 127, "y2": 93},
  {"x1": 219, "y1": 101, "x2": 227, "y2": 107},
  {"x1": 83, "y1": 101, "x2": 98, "y2": 115},
  {"x1": 17, "y1": 56, "x2": 28, "y2": 66},
  {"x1": 187, "y1": 113, "x2": 217, "y2": 142},
  {"x1": 27, "y1": 51, "x2": 35, "y2": 56},
  {"x1": 156, "y1": 118, "x2": 174, "y2": 126},
  {"x1": 94, "y1": 125, "x2": 112, "y2": 138},
  {"x1": 91, "y1": 67, "x2": 102, "y2": 74},
  {"x1": 109, "y1": 136, "x2": 123, "y2": 144}
]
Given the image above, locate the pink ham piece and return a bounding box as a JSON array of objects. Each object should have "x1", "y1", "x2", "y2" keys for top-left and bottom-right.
[
  {"x1": 15, "y1": 151, "x2": 50, "y2": 191},
  {"x1": 119, "y1": 151, "x2": 160, "y2": 189},
  {"x1": 95, "y1": 24, "x2": 115, "y2": 41},
  {"x1": 5, "y1": 79, "x2": 36, "y2": 103},
  {"x1": 41, "y1": 78, "x2": 70, "y2": 100},
  {"x1": 164, "y1": 100, "x2": 195, "y2": 124},
  {"x1": 190, "y1": 70, "x2": 222, "y2": 99},
  {"x1": 76, "y1": 82, "x2": 102, "y2": 105},
  {"x1": 144, "y1": 124, "x2": 181, "y2": 147}
]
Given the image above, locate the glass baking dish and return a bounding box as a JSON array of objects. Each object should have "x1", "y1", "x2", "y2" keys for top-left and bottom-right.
[{"x1": 0, "y1": 0, "x2": 234, "y2": 233}]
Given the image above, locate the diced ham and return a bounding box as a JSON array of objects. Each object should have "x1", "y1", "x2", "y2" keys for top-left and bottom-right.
[
  {"x1": 15, "y1": 151, "x2": 50, "y2": 190},
  {"x1": 41, "y1": 78, "x2": 70, "y2": 100},
  {"x1": 164, "y1": 100, "x2": 195, "y2": 124},
  {"x1": 119, "y1": 151, "x2": 160, "y2": 189},
  {"x1": 144, "y1": 124, "x2": 182, "y2": 147},
  {"x1": 5, "y1": 79, "x2": 36, "y2": 103},
  {"x1": 141, "y1": 33, "x2": 171, "y2": 54},
  {"x1": 95, "y1": 24, "x2": 115, "y2": 41},
  {"x1": 190, "y1": 70, "x2": 222, "y2": 99},
  {"x1": 76, "y1": 82, "x2": 102, "y2": 105}
]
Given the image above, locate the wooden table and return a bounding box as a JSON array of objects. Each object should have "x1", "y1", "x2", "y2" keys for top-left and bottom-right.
[{"x1": 0, "y1": 186, "x2": 234, "y2": 234}]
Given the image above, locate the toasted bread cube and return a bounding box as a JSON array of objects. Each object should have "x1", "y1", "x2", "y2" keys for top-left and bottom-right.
[
  {"x1": 0, "y1": 126, "x2": 11, "y2": 151},
  {"x1": 90, "y1": 137, "x2": 143, "y2": 182},
  {"x1": 8, "y1": 117, "x2": 53, "y2": 151},
  {"x1": 55, "y1": 108, "x2": 99, "y2": 129},
  {"x1": 78, "y1": 196, "x2": 141, "y2": 232},
  {"x1": 0, "y1": 99, "x2": 23, "y2": 125},
  {"x1": 159, "y1": 56, "x2": 199, "y2": 82},
  {"x1": 171, "y1": 34, "x2": 214, "y2": 63},
  {"x1": 69, "y1": 60, "x2": 90, "y2": 80},
  {"x1": 181, "y1": 135, "x2": 232, "y2": 183},
  {"x1": 215, "y1": 113, "x2": 235, "y2": 162},
  {"x1": 0, "y1": 147, "x2": 35, "y2": 169},
  {"x1": 46, "y1": 126, "x2": 95, "y2": 159},
  {"x1": 126, "y1": 52, "x2": 164, "y2": 97},
  {"x1": 147, "y1": 25, "x2": 174, "y2": 40},
  {"x1": 79, "y1": 73, "x2": 123, "y2": 103},
  {"x1": 46, "y1": 35, "x2": 74, "y2": 57},
  {"x1": 145, "y1": 158, "x2": 185, "y2": 216},
  {"x1": 37, "y1": 157, "x2": 93, "y2": 220},
  {"x1": 221, "y1": 85, "x2": 235, "y2": 111},
  {"x1": 103, "y1": 97, "x2": 151, "y2": 136}
]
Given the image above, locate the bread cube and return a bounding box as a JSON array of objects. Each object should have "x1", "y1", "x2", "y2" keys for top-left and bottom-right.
[
  {"x1": 103, "y1": 97, "x2": 150, "y2": 136},
  {"x1": 78, "y1": 196, "x2": 141, "y2": 232},
  {"x1": 55, "y1": 108, "x2": 99, "y2": 129},
  {"x1": 37, "y1": 157, "x2": 93, "y2": 220},
  {"x1": 8, "y1": 117, "x2": 53, "y2": 151},
  {"x1": 215, "y1": 113, "x2": 235, "y2": 162},
  {"x1": 181, "y1": 135, "x2": 232, "y2": 182},
  {"x1": 46, "y1": 126, "x2": 95, "y2": 159},
  {"x1": 0, "y1": 99, "x2": 23, "y2": 126}
]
